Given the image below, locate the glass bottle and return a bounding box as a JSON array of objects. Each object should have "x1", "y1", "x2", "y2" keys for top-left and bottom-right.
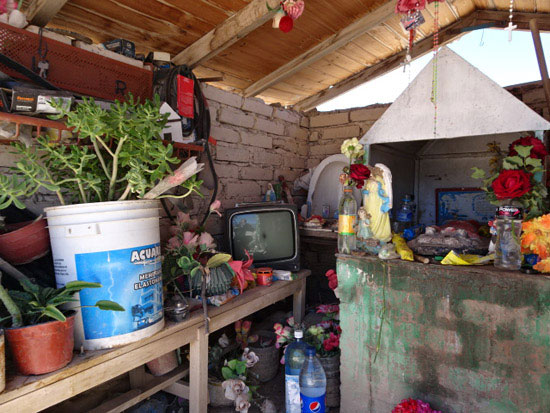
[
  {"x1": 338, "y1": 186, "x2": 357, "y2": 254},
  {"x1": 494, "y1": 206, "x2": 523, "y2": 271}
]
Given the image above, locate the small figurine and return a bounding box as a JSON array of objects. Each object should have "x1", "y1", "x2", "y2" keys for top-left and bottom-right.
[
  {"x1": 362, "y1": 163, "x2": 392, "y2": 243},
  {"x1": 264, "y1": 183, "x2": 277, "y2": 202},
  {"x1": 356, "y1": 207, "x2": 381, "y2": 254}
]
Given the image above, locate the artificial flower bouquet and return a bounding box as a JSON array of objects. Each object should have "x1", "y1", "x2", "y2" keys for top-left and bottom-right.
[
  {"x1": 340, "y1": 138, "x2": 371, "y2": 189},
  {"x1": 472, "y1": 136, "x2": 549, "y2": 219},
  {"x1": 521, "y1": 213, "x2": 550, "y2": 273},
  {"x1": 305, "y1": 304, "x2": 341, "y2": 358}
]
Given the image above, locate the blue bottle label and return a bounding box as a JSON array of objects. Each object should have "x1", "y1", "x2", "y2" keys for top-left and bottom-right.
[
  {"x1": 300, "y1": 393, "x2": 325, "y2": 413},
  {"x1": 285, "y1": 374, "x2": 301, "y2": 413},
  {"x1": 397, "y1": 210, "x2": 413, "y2": 222}
]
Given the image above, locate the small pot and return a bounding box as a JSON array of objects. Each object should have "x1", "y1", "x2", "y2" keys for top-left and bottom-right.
[
  {"x1": 5, "y1": 315, "x2": 75, "y2": 375},
  {"x1": 0, "y1": 218, "x2": 50, "y2": 265},
  {"x1": 146, "y1": 350, "x2": 179, "y2": 376},
  {"x1": 208, "y1": 379, "x2": 233, "y2": 407}
]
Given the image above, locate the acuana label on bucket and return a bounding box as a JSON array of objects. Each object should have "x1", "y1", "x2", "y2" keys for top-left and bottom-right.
[{"x1": 75, "y1": 243, "x2": 163, "y2": 340}]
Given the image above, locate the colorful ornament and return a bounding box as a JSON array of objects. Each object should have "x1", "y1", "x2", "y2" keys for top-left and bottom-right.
[{"x1": 268, "y1": 0, "x2": 305, "y2": 33}]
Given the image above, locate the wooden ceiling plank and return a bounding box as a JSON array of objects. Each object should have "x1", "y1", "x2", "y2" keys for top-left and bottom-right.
[
  {"x1": 172, "y1": 0, "x2": 279, "y2": 67},
  {"x1": 293, "y1": 12, "x2": 478, "y2": 111},
  {"x1": 243, "y1": 0, "x2": 396, "y2": 97},
  {"x1": 26, "y1": 0, "x2": 68, "y2": 26},
  {"x1": 473, "y1": 10, "x2": 550, "y2": 30},
  {"x1": 446, "y1": 0, "x2": 461, "y2": 19}
]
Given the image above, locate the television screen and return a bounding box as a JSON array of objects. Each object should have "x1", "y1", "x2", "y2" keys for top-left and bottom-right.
[{"x1": 231, "y1": 210, "x2": 296, "y2": 263}]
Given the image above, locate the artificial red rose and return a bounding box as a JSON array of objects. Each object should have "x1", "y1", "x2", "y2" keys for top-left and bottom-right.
[
  {"x1": 395, "y1": 0, "x2": 426, "y2": 13},
  {"x1": 322, "y1": 332, "x2": 340, "y2": 351},
  {"x1": 509, "y1": 136, "x2": 548, "y2": 159},
  {"x1": 279, "y1": 15, "x2": 293, "y2": 33},
  {"x1": 349, "y1": 163, "x2": 371, "y2": 189},
  {"x1": 492, "y1": 169, "x2": 532, "y2": 200},
  {"x1": 328, "y1": 277, "x2": 338, "y2": 290}
]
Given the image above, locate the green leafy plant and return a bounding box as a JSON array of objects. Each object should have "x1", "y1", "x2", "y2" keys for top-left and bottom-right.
[
  {"x1": 0, "y1": 276, "x2": 124, "y2": 328},
  {"x1": 221, "y1": 358, "x2": 248, "y2": 380},
  {"x1": 0, "y1": 95, "x2": 203, "y2": 208}
]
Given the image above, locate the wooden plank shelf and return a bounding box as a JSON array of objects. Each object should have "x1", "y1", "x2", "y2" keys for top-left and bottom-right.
[{"x1": 0, "y1": 270, "x2": 309, "y2": 413}]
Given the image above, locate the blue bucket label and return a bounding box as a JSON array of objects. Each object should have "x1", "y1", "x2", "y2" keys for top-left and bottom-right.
[
  {"x1": 75, "y1": 243, "x2": 163, "y2": 340},
  {"x1": 300, "y1": 392, "x2": 325, "y2": 413}
]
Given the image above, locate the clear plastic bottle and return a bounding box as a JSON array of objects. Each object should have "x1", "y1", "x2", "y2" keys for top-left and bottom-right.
[
  {"x1": 300, "y1": 347, "x2": 327, "y2": 413},
  {"x1": 394, "y1": 194, "x2": 415, "y2": 233},
  {"x1": 494, "y1": 206, "x2": 523, "y2": 271},
  {"x1": 338, "y1": 186, "x2": 357, "y2": 254},
  {"x1": 285, "y1": 330, "x2": 308, "y2": 413}
]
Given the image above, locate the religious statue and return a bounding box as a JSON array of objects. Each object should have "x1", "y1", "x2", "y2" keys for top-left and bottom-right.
[
  {"x1": 357, "y1": 207, "x2": 381, "y2": 254},
  {"x1": 362, "y1": 163, "x2": 392, "y2": 243}
]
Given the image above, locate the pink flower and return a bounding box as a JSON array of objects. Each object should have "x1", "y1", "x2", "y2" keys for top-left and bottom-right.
[
  {"x1": 395, "y1": 0, "x2": 426, "y2": 13},
  {"x1": 176, "y1": 211, "x2": 198, "y2": 229},
  {"x1": 167, "y1": 236, "x2": 182, "y2": 250},
  {"x1": 235, "y1": 394, "x2": 251, "y2": 413},
  {"x1": 317, "y1": 304, "x2": 339, "y2": 314},
  {"x1": 209, "y1": 199, "x2": 222, "y2": 217},
  {"x1": 182, "y1": 231, "x2": 199, "y2": 248},
  {"x1": 198, "y1": 232, "x2": 216, "y2": 250},
  {"x1": 222, "y1": 379, "x2": 249, "y2": 401},
  {"x1": 283, "y1": 0, "x2": 305, "y2": 19},
  {"x1": 228, "y1": 250, "x2": 255, "y2": 294}
]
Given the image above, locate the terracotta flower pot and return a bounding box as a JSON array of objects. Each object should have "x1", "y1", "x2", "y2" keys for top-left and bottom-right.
[
  {"x1": 146, "y1": 350, "x2": 179, "y2": 376},
  {"x1": 5, "y1": 315, "x2": 75, "y2": 375},
  {"x1": 0, "y1": 218, "x2": 50, "y2": 265}
]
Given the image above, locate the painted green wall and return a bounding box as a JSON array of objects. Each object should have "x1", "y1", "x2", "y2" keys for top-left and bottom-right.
[{"x1": 337, "y1": 256, "x2": 550, "y2": 413}]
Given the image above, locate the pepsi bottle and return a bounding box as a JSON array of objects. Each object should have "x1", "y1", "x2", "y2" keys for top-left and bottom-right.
[
  {"x1": 299, "y1": 347, "x2": 326, "y2": 413},
  {"x1": 285, "y1": 330, "x2": 308, "y2": 413}
]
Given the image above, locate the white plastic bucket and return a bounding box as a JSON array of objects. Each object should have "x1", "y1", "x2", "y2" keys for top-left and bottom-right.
[{"x1": 45, "y1": 200, "x2": 165, "y2": 350}]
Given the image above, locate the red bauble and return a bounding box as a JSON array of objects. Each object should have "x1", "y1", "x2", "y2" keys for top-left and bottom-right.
[{"x1": 279, "y1": 15, "x2": 294, "y2": 33}]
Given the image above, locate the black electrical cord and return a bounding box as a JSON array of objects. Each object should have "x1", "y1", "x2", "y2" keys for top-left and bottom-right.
[{"x1": 156, "y1": 65, "x2": 218, "y2": 226}]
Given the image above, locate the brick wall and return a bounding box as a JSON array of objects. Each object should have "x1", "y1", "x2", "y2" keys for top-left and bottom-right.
[{"x1": 337, "y1": 256, "x2": 550, "y2": 413}]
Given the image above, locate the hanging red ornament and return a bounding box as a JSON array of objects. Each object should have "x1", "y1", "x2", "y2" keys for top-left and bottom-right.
[
  {"x1": 395, "y1": 0, "x2": 426, "y2": 14},
  {"x1": 279, "y1": 15, "x2": 294, "y2": 33}
]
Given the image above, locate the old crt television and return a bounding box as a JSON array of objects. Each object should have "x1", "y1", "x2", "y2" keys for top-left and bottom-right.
[{"x1": 224, "y1": 203, "x2": 300, "y2": 271}]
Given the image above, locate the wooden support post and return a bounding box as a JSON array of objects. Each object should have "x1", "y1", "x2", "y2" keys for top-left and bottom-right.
[
  {"x1": 293, "y1": 277, "x2": 306, "y2": 325},
  {"x1": 530, "y1": 19, "x2": 550, "y2": 116},
  {"x1": 189, "y1": 326, "x2": 209, "y2": 413}
]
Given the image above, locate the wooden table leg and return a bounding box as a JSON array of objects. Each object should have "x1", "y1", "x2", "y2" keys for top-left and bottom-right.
[
  {"x1": 189, "y1": 325, "x2": 209, "y2": 413},
  {"x1": 293, "y1": 276, "x2": 306, "y2": 325}
]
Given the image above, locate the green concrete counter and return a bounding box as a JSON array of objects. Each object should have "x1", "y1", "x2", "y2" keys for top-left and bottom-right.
[{"x1": 337, "y1": 255, "x2": 550, "y2": 413}]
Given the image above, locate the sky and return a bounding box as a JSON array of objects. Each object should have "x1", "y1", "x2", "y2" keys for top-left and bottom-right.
[{"x1": 317, "y1": 29, "x2": 550, "y2": 111}]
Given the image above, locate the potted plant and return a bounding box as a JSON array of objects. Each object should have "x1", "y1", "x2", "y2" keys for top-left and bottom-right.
[
  {"x1": 0, "y1": 95, "x2": 204, "y2": 349},
  {"x1": 0, "y1": 276, "x2": 123, "y2": 375}
]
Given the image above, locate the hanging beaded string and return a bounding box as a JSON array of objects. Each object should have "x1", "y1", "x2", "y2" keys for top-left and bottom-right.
[
  {"x1": 430, "y1": 0, "x2": 440, "y2": 138},
  {"x1": 505, "y1": 0, "x2": 517, "y2": 41}
]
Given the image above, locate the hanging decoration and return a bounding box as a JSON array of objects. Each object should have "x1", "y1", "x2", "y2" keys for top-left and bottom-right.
[
  {"x1": 431, "y1": 0, "x2": 440, "y2": 138},
  {"x1": 268, "y1": 0, "x2": 305, "y2": 33},
  {"x1": 504, "y1": 0, "x2": 517, "y2": 42}
]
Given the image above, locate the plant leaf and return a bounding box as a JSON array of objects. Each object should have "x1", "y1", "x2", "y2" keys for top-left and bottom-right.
[
  {"x1": 94, "y1": 300, "x2": 125, "y2": 311},
  {"x1": 471, "y1": 167, "x2": 486, "y2": 179},
  {"x1": 502, "y1": 156, "x2": 522, "y2": 170},
  {"x1": 64, "y1": 281, "x2": 102, "y2": 292},
  {"x1": 526, "y1": 157, "x2": 542, "y2": 168},
  {"x1": 206, "y1": 254, "x2": 232, "y2": 269},
  {"x1": 221, "y1": 366, "x2": 236, "y2": 380},
  {"x1": 514, "y1": 145, "x2": 533, "y2": 158},
  {"x1": 43, "y1": 305, "x2": 66, "y2": 322}
]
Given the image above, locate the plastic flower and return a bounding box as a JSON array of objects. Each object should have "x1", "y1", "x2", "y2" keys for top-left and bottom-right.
[
  {"x1": 392, "y1": 398, "x2": 441, "y2": 413},
  {"x1": 229, "y1": 250, "x2": 255, "y2": 294},
  {"x1": 307, "y1": 325, "x2": 324, "y2": 336},
  {"x1": 522, "y1": 214, "x2": 550, "y2": 260},
  {"x1": 198, "y1": 232, "x2": 216, "y2": 250},
  {"x1": 235, "y1": 393, "x2": 251, "y2": 413},
  {"x1": 325, "y1": 269, "x2": 338, "y2": 290},
  {"x1": 222, "y1": 379, "x2": 249, "y2": 401},
  {"x1": 241, "y1": 348, "x2": 259, "y2": 368},
  {"x1": 322, "y1": 332, "x2": 340, "y2": 351},
  {"x1": 167, "y1": 236, "x2": 182, "y2": 250},
  {"x1": 509, "y1": 136, "x2": 548, "y2": 159},
  {"x1": 182, "y1": 231, "x2": 199, "y2": 248},
  {"x1": 286, "y1": 316, "x2": 295, "y2": 327},
  {"x1": 341, "y1": 138, "x2": 365, "y2": 160},
  {"x1": 317, "y1": 304, "x2": 339, "y2": 314},
  {"x1": 209, "y1": 199, "x2": 222, "y2": 217},
  {"x1": 176, "y1": 211, "x2": 199, "y2": 229},
  {"x1": 283, "y1": 0, "x2": 305, "y2": 19}
]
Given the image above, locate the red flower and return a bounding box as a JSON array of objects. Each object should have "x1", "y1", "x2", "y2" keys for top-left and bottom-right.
[
  {"x1": 349, "y1": 164, "x2": 371, "y2": 189},
  {"x1": 322, "y1": 332, "x2": 340, "y2": 351},
  {"x1": 325, "y1": 269, "x2": 338, "y2": 290},
  {"x1": 509, "y1": 136, "x2": 548, "y2": 159},
  {"x1": 492, "y1": 169, "x2": 532, "y2": 200},
  {"x1": 279, "y1": 15, "x2": 293, "y2": 32}
]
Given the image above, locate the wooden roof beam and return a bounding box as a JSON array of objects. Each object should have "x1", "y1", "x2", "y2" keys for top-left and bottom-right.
[
  {"x1": 293, "y1": 13, "x2": 478, "y2": 112},
  {"x1": 26, "y1": 0, "x2": 69, "y2": 26},
  {"x1": 243, "y1": 0, "x2": 396, "y2": 98},
  {"x1": 293, "y1": 10, "x2": 550, "y2": 111},
  {"x1": 172, "y1": 0, "x2": 279, "y2": 67}
]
